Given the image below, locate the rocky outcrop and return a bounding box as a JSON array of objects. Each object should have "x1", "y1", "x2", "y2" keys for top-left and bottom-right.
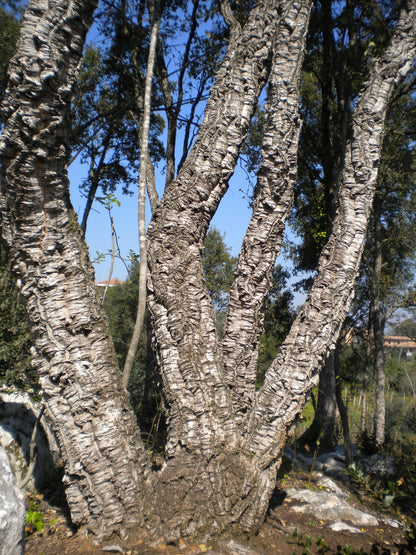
[
  {"x1": 286, "y1": 486, "x2": 379, "y2": 527},
  {"x1": 0, "y1": 446, "x2": 25, "y2": 555},
  {"x1": 282, "y1": 445, "x2": 402, "y2": 535},
  {"x1": 0, "y1": 386, "x2": 60, "y2": 492}
]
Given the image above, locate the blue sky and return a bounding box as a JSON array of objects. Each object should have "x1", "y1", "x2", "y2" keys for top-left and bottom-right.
[
  {"x1": 69, "y1": 159, "x2": 257, "y2": 282},
  {"x1": 68, "y1": 157, "x2": 307, "y2": 308}
]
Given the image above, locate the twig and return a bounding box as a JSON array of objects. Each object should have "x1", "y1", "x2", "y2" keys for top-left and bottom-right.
[{"x1": 18, "y1": 405, "x2": 46, "y2": 489}]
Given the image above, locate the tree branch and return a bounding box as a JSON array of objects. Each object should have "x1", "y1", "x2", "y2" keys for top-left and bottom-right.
[
  {"x1": 222, "y1": 0, "x2": 313, "y2": 422},
  {"x1": 246, "y1": 1, "x2": 416, "y2": 466}
]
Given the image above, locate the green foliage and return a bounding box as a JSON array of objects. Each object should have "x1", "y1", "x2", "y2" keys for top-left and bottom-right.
[
  {"x1": 202, "y1": 227, "x2": 237, "y2": 312},
  {"x1": 387, "y1": 437, "x2": 416, "y2": 505},
  {"x1": 0, "y1": 246, "x2": 33, "y2": 387},
  {"x1": 287, "y1": 529, "x2": 329, "y2": 554},
  {"x1": 394, "y1": 319, "x2": 416, "y2": 342},
  {"x1": 257, "y1": 265, "x2": 295, "y2": 385},
  {"x1": 289, "y1": 0, "x2": 384, "y2": 280},
  {"x1": 0, "y1": 4, "x2": 20, "y2": 114},
  {"x1": 339, "y1": 342, "x2": 369, "y2": 390},
  {"x1": 385, "y1": 357, "x2": 416, "y2": 396},
  {"x1": 71, "y1": 44, "x2": 146, "y2": 206},
  {"x1": 400, "y1": 522, "x2": 416, "y2": 555},
  {"x1": 102, "y1": 261, "x2": 147, "y2": 409},
  {"x1": 240, "y1": 104, "x2": 266, "y2": 181},
  {"x1": 25, "y1": 505, "x2": 44, "y2": 535}
]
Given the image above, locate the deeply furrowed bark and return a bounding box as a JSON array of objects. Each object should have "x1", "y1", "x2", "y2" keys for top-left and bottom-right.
[
  {"x1": 145, "y1": 0, "x2": 313, "y2": 536},
  {"x1": 0, "y1": 0, "x2": 149, "y2": 539},
  {"x1": 246, "y1": 0, "x2": 416, "y2": 462},
  {"x1": 222, "y1": 0, "x2": 312, "y2": 422},
  {"x1": 147, "y1": 0, "x2": 285, "y2": 458},
  {"x1": 2, "y1": 0, "x2": 416, "y2": 544}
]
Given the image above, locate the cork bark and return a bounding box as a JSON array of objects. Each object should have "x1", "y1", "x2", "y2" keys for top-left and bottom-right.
[{"x1": 1, "y1": 0, "x2": 415, "y2": 542}]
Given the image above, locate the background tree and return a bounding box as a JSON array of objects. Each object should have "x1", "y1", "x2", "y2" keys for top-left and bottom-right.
[
  {"x1": 287, "y1": 0, "x2": 416, "y2": 452},
  {"x1": 0, "y1": 2, "x2": 21, "y2": 113},
  {"x1": 70, "y1": 42, "x2": 163, "y2": 234},
  {"x1": 0, "y1": 243, "x2": 32, "y2": 387},
  {"x1": 353, "y1": 84, "x2": 416, "y2": 447},
  {"x1": 257, "y1": 265, "x2": 295, "y2": 385},
  {"x1": 289, "y1": 0, "x2": 384, "y2": 451},
  {"x1": 395, "y1": 317, "x2": 416, "y2": 342},
  {"x1": 201, "y1": 227, "x2": 237, "y2": 313}
]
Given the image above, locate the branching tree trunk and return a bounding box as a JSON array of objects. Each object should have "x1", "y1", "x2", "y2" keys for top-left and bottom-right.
[{"x1": 1, "y1": 0, "x2": 416, "y2": 544}]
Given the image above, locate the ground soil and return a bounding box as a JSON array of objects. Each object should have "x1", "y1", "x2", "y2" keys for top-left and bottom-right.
[{"x1": 24, "y1": 467, "x2": 414, "y2": 555}]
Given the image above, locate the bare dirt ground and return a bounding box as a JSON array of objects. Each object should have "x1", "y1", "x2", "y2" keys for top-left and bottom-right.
[{"x1": 24, "y1": 468, "x2": 414, "y2": 555}]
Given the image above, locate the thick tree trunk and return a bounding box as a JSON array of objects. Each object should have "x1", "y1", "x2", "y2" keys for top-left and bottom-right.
[
  {"x1": 0, "y1": 0, "x2": 149, "y2": 539},
  {"x1": 241, "y1": 1, "x2": 416, "y2": 530},
  {"x1": 146, "y1": 0, "x2": 313, "y2": 536},
  {"x1": 147, "y1": 0, "x2": 289, "y2": 456},
  {"x1": 221, "y1": 0, "x2": 311, "y2": 421},
  {"x1": 147, "y1": 0, "x2": 416, "y2": 539},
  {"x1": 2, "y1": 0, "x2": 416, "y2": 544}
]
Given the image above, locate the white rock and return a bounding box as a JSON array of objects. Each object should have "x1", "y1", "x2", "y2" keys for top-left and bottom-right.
[
  {"x1": 0, "y1": 446, "x2": 25, "y2": 555},
  {"x1": 330, "y1": 521, "x2": 361, "y2": 533},
  {"x1": 314, "y1": 475, "x2": 349, "y2": 498},
  {"x1": 286, "y1": 488, "x2": 379, "y2": 527},
  {"x1": 0, "y1": 387, "x2": 60, "y2": 490}
]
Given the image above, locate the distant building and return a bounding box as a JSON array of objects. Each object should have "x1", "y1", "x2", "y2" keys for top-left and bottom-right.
[
  {"x1": 96, "y1": 279, "x2": 124, "y2": 288},
  {"x1": 383, "y1": 335, "x2": 416, "y2": 358},
  {"x1": 344, "y1": 329, "x2": 416, "y2": 358}
]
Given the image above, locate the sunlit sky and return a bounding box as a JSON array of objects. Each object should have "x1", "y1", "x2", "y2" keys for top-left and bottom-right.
[
  {"x1": 67, "y1": 11, "x2": 307, "y2": 307},
  {"x1": 69, "y1": 159, "x2": 262, "y2": 280}
]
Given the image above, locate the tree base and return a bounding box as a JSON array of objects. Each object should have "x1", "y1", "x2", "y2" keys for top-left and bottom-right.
[{"x1": 144, "y1": 447, "x2": 281, "y2": 542}]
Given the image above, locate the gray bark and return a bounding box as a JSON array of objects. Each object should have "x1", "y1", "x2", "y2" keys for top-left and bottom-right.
[
  {"x1": 0, "y1": 0, "x2": 149, "y2": 539},
  {"x1": 1, "y1": 0, "x2": 416, "y2": 544},
  {"x1": 246, "y1": 4, "x2": 416, "y2": 465},
  {"x1": 146, "y1": 0, "x2": 312, "y2": 536},
  {"x1": 221, "y1": 0, "x2": 311, "y2": 422},
  {"x1": 372, "y1": 196, "x2": 386, "y2": 448},
  {"x1": 147, "y1": 0, "x2": 290, "y2": 457}
]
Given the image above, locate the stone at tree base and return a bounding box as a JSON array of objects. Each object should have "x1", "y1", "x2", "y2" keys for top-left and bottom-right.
[
  {"x1": 0, "y1": 387, "x2": 60, "y2": 491},
  {"x1": 312, "y1": 472, "x2": 349, "y2": 498},
  {"x1": 286, "y1": 488, "x2": 379, "y2": 527},
  {"x1": 330, "y1": 521, "x2": 361, "y2": 533},
  {"x1": 0, "y1": 446, "x2": 25, "y2": 555},
  {"x1": 216, "y1": 539, "x2": 264, "y2": 554}
]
